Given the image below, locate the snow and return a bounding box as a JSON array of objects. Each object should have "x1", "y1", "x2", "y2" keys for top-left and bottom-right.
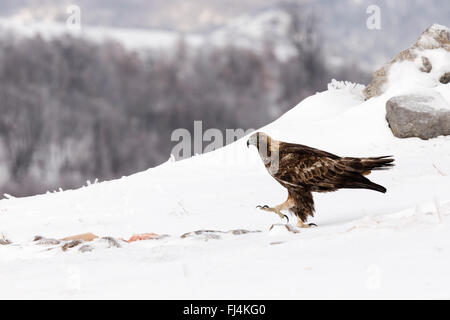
[
  {"x1": 0, "y1": 15, "x2": 296, "y2": 61},
  {"x1": 385, "y1": 47, "x2": 450, "y2": 110},
  {"x1": 428, "y1": 24, "x2": 450, "y2": 33},
  {"x1": 417, "y1": 24, "x2": 450, "y2": 49},
  {"x1": 1, "y1": 52, "x2": 450, "y2": 299},
  {"x1": 0, "y1": 11, "x2": 317, "y2": 63},
  {"x1": 0, "y1": 18, "x2": 203, "y2": 52},
  {"x1": 388, "y1": 89, "x2": 450, "y2": 113}
]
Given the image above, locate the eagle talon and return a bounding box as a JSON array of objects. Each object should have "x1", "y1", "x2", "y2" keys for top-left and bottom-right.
[
  {"x1": 297, "y1": 221, "x2": 317, "y2": 228},
  {"x1": 276, "y1": 212, "x2": 289, "y2": 223},
  {"x1": 257, "y1": 205, "x2": 289, "y2": 223}
]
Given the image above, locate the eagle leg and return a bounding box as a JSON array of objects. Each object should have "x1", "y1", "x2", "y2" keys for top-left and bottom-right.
[
  {"x1": 257, "y1": 205, "x2": 289, "y2": 223},
  {"x1": 257, "y1": 195, "x2": 295, "y2": 224}
]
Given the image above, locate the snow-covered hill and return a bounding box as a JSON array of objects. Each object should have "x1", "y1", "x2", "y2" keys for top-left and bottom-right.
[
  {"x1": 0, "y1": 12, "x2": 292, "y2": 58},
  {"x1": 0, "y1": 18, "x2": 204, "y2": 51},
  {"x1": 1, "y1": 26, "x2": 450, "y2": 298}
]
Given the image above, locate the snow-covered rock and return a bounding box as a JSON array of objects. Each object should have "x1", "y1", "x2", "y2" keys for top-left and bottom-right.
[
  {"x1": 364, "y1": 24, "x2": 450, "y2": 100},
  {"x1": 386, "y1": 91, "x2": 450, "y2": 139},
  {"x1": 364, "y1": 23, "x2": 450, "y2": 140}
]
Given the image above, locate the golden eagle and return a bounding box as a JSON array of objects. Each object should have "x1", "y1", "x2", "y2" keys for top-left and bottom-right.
[{"x1": 247, "y1": 132, "x2": 394, "y2": 228}]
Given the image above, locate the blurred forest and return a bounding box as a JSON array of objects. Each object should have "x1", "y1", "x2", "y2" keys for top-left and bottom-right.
[{"x1": 0, "y1": 11, "x2": 370, "y2": 197}]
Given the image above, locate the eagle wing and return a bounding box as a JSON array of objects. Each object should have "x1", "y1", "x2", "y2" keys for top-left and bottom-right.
[{"x1": 272, "y1": 142, "x2": 392, "y2": 193}]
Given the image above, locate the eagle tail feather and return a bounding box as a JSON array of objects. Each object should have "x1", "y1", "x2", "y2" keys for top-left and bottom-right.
[
  {"x1": 359, "y1": 180, "x2": 387, "y2": 193},
  {"x1": 360, "y1": 156, "x2": 395, "y2": 171},
  {"x1": 343, "y1": 176, "x2": 387, "y2": 193}
]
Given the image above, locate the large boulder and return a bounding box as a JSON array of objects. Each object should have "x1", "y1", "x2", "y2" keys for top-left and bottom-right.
[
  {"x1": 386, "y1": 92, "x2": 450, "y2": 139},
  {"x1": 364, "y1": 24, "x2": 450, "y2": 100}
]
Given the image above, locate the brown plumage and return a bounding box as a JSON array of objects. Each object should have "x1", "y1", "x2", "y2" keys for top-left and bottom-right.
[{"x1": 247, "y1": 132, "x2": 394, "y2": 227}]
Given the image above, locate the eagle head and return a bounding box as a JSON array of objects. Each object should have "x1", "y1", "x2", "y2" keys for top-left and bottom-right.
[{"x1": 247, "y1": 132, "x2": 271, "y2": 149}]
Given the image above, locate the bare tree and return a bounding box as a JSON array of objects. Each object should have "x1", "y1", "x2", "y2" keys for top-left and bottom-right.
[
  {"x1": 0, "y1": 85, "x2": 45, "y2": 182},
  {"x1": 277, "y1": 3, "x2": 328, "y2": 109}
]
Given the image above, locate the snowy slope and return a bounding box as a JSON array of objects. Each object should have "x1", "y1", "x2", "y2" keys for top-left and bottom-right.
[{"x1": 1, "y1": 40, "x2": 450, "y2": 298}]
